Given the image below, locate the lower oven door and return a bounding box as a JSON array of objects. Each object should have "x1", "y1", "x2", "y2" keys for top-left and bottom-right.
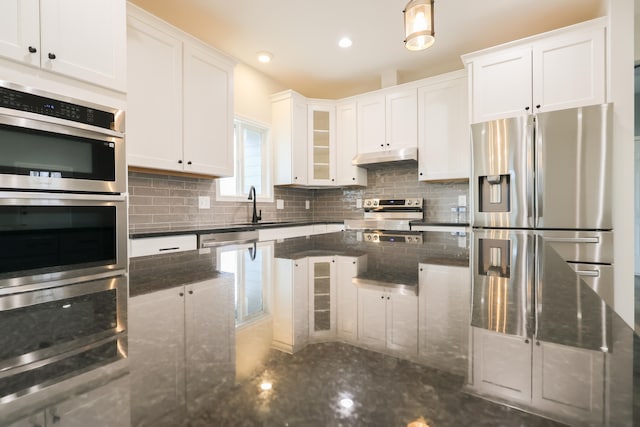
[
  {"x1": 0, "y1": 191, "x2": 127, "y2": 290},
  {"x1": 0, "y1": 275, "x2": 127, "y2": 375}
]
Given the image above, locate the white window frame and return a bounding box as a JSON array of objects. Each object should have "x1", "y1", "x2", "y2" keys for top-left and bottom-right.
[{"x1": 216, "y1": 114, "x2": 273, "y2": 202}]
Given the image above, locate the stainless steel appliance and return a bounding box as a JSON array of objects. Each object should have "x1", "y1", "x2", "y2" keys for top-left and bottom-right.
[
  {"x1": 345, "y1": 198, "x2": 423, "y2": 231},
  {"x1": 0, "y1": 81, "x2": 125, "y2": 194},
  {"x1": 471, "y1": 104, "x2": 614, "y2": 336},
  {"x1": 0, "y1": 83, "x2": 128, "y2": 403},
  {"x1": 0, "y1": 191, "x2": 128, "y2": 291}
]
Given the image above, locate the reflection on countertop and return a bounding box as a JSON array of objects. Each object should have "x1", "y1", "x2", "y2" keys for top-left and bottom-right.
[{"x1": 1, "y1": 230, "x2": 638, "y2": 427}]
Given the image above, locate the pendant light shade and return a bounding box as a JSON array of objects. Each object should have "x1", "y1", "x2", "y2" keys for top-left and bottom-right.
[{"x1": 403, "y1": 0, "x2": 435, "y2": 51}]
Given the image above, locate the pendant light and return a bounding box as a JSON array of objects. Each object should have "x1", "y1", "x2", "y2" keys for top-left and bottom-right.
[{"x1": 403, "y1": 0, "x2": 435, "y2": 51}]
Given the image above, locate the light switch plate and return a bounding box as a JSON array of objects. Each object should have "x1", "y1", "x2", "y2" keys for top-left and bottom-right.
[
  {"x1": 356, "y1": 199, "x2": 363, "y2": 208},
  {"x1": 305, "y1": 200, "x2": 310, "y2": 209},
  {"x1": 458, "y1": 195, "x2": 467, "y2": 206},
  {"x1": 198, "y1": 196, "x2": 210, "y2": 209},
  {"x1": 276, "y1": 199, "x2": 284, "y2": 209}
]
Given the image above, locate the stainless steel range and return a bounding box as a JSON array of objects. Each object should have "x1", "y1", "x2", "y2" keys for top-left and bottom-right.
[{"x1": 345, "y1": 198, "x2": 423, "y2": 231}]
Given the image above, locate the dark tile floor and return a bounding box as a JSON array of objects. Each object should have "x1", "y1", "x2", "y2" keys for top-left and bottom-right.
[{"x1": 192, "y1": 342, "x2": 566, "y2": 427}]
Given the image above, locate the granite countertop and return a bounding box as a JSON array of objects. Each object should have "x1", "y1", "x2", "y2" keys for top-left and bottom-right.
[
  {"x1": 1, "y1": 230, "x2": 638, "y2": 427},
  {"x1": 129, "y1": 220, "x2": 344, "y2": 239}
]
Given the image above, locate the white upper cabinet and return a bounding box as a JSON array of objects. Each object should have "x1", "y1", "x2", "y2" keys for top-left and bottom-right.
[
  {"x1": 0, "y1": 0, "x2": 126, "y2": 91},
  {"x1": 126, "y1": 4, "x2": 235, "y2": 177},
  {"x1": 127, "y1": 12, "x2": 183, "y2": 172},
  {"x1": 183, "y1": 43, "x2": 234, "y2": 176},
  {"x1": 307, "y1": 102, "x2": 336, "y2": 186},
  {"x1": 418, "y1": 71, "x2": 470, "y2": 181},
  {"x1": 271, "y1": 90, "x2": 308, "y2": 186},
  {"x1": 464, "y1": 18, "x2": 606, "y2": 123},
  {"x1": 356, "y1": 87, "x2": 417, "y2": 154},
  {"x1": 335, "y1": 102, "x2": 367, "y2": 186}
]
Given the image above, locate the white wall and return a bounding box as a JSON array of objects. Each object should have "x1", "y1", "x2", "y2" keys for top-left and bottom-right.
[
  {"x1": 234, "y1": 63, "x2": 286, "y2": 125},
  {"x1": 607, "y1": 0, "x2": 635, "y2": 327}
]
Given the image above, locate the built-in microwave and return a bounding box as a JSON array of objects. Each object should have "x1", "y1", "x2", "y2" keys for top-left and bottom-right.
[
  {"x1": 0, "y1": 81, "x2": 125, "y2": 194},
  {"x1": 0, "y1": 191, "x2": 127, "y2": 291}
]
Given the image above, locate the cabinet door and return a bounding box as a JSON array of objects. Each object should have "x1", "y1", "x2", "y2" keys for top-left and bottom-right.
[
  {"x1": 308, "y1": 104, "x2": 336, "y2": 185},
  {"x1": 40, "y1": 0, "x2": 126, "y2": 91},
  {"x1": 470, "y1": 46, "x2": 532, "y2": 123},
  {"x1": 357, "y1": 287, "x2": 387, "y2": 348},
  {"x1": 127, "y1": 13, "x2": 183, "y2": 172},
  {"x1": 418, "y1": 264, "x2": 470, "y2": 375},
  {"x1": 308, "y1": 257, "x2": 336, "y2": 338},
  {"x1": 45, "y1": 376, "x2": 130, "y2": 427},
  {"x1": 0, "y1": 0, "x2": 39, "y2": 67},
  {"x1": 418, "y1": 76, "x2": 470, "y2": 181},
  {"x1": 336, "y1": 102, "x2": 367, "y2": 186},
  {"x1": 183, "y1": 42, "x2": 234, "y2": 176},
  {"x1": 272, "y1": 258, "x2": 309, "y2": 353},
  {"x1": 184, "y1": 277, "x2": 235, "y2": 415},
  {"x1": 532, "y1": 26, "x2": 605, "y2": 113},
  {"x1": 129, "y1": 288, "x2": 186, "y2": 426},
  {"x1": 356, "y1": 94, "x2": 385, "y2": 153},
  {"x1": 336, "y1": 256, "x2": 359, "y2": 340},
  {"x1": 531, "y1": 341, "x2": 605, "y2": 425},
  {"x1": 386, "y1": 293, "x2": 418, "y2": 354},
  {"x1": 471, "y1": 327, "x2": 532, "y2": 404},
  {"x1": 386, "y1": 88, "x2": 417, "y2": 149},
  {"x1": 272, "y1": 92, "x2": 308, "y2": 185}
]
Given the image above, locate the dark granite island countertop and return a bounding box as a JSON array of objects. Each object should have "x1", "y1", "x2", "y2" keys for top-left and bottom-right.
[{"x1": 1, "y1": 230, "x2": 638, "y2": 427}]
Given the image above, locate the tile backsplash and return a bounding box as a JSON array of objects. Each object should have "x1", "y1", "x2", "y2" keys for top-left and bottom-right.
[{"x1": 128, "y1": 163, "x2": 468, "y2": 232}]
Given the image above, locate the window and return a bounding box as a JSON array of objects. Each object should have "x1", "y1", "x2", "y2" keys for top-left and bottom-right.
[
  {"x1": 217, "y1": 117, "x2": 271, "y2": 201},
  {"x1": 217, "y1": 242, "x2": 272, "y2": 326}
]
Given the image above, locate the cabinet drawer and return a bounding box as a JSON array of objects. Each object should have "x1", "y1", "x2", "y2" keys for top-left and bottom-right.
[{"x1": 130, "y1": 235, "x2": 197, "y2": 258}]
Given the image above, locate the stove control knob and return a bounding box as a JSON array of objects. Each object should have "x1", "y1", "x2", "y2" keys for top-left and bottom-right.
[
  {"x1": 366, "y1": 234, "x2": 372, "y2": 240},
  {"x1": 365, "y1": 200, "x2": 371, "y2": 207},
  {"x1": 373, "y1": 200, "x2": 378, "y2": 206},
  {"x1": 373, "y1": 235, "x2": 379, "y2": 241}
]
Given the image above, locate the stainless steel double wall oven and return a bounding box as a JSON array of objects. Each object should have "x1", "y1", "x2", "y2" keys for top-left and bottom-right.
[{"x1": 0, "y1": 82, "x2": 127, "y2": 402}]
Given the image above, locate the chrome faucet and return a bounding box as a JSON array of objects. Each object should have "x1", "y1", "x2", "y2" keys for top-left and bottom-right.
[{"x1": 248, "y1": 185, "x2": 262, "y2": 224}]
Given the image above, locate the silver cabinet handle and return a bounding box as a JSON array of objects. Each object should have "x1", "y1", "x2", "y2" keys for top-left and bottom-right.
[{"x1": 544, "y1": 237, "x2": 599, "y2": 244}]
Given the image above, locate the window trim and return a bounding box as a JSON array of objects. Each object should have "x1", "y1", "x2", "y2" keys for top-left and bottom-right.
[{"x1": 216, "y1": 114, "x2": 273, "y2": 202}]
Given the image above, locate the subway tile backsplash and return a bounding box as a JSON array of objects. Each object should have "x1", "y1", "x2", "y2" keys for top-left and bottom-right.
[{"x1": 128, "y1": 163, "x2": 468, "y2": 232}]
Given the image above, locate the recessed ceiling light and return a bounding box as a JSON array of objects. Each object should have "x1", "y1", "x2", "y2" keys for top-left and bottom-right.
[
  {"x1": 338, "y1": 37, "x2": 353, "y2": 48},
  {"x1": 257, "y1": 51, "x2": 273, "y2": 63},
  {"x1": 260, "y1": 382, "x2": 273, "y2": 390}
]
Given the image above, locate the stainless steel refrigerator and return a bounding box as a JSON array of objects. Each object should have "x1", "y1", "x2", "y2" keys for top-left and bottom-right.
[{"x1": 470, "y1": 103, "x2": 613, "y2": 339}]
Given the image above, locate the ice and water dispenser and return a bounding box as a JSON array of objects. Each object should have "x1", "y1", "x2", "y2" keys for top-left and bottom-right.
[{"x1": 478, "y1": 174, "x2": 510, "y2": 213}]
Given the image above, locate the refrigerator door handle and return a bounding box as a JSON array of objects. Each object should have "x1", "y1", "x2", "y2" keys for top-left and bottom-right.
[
  {"x1": 543, "y1": 236, "x2": 600, "y2": 244},
  {"x1": 574, "y1": 269, "x2": 600, "y2": 277},
  {"x1": 533, "y1": 116, "x2": 543, "y2": 227}
]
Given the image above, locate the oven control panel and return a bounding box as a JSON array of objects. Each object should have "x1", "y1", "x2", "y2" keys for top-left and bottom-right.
[
  {"x1": 363, "y1": 198, "x2": 423, "y2": 209},
  {"x1": 362, "y1": 232, "x2": 423, "y2": 244}
]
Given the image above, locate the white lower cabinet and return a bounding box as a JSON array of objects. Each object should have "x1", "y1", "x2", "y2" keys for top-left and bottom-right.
[
  {"x1": 418, "y1": 263, "x2": 470, "y2": 375},
  {"x1": 129, "y1": 276, "x2": 235, "y2": 425},
  {"x1": 357, "y1": 287, "x2": 418, "y2": 354},
  {"x1": 470, "y1": 327, "x2": 606, "y2": 425},
  {"x1": 271, "y1": 258, "x2": 309, "y2": 353}
]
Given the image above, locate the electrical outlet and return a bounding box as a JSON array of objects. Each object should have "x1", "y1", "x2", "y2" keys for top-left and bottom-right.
[
  {"x1": 276, "y1": 199, "x2": 284, "y2": 210},
  {"x1": 198, "y1": 196, "x2": 210, "y2": 209},
  {"x1": 305, "y1": 200, "x2": 310, "y2": 209},
  {"x1": 458, "y1": 195, "x2": 467, "y2": 206}
]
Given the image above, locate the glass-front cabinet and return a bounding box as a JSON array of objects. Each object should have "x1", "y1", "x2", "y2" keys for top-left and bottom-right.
[
  {"x1": 308, "y1": 257, "x2": 336, "y2": 337},
  {"x1": 307, "y1": 103, "x2": 335, "y2": 186}
]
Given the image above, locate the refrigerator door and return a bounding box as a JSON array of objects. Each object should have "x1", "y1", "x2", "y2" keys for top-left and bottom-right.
[
  {"x1": 471, "y1": 229, "x2": 535, "y2": 338},
  {"x1": 535, "y1": 103, "x2": 612, "y2": 230},
  {"x1": 471, "y1": 115, "x2": 533, "y2": 228}
]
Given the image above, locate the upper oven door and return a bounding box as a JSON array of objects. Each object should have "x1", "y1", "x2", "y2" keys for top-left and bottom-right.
[
  {"x1": 0, "y1": 114, "x2": 126, "y2": 194},
  {"x1": 0, "y1": 192, "x2": 127, "y2": 290}
]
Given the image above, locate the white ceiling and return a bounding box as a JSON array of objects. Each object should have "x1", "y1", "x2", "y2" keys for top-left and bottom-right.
[{"x1": 130, "y1": 0, "x2": 606, "y2": 99}]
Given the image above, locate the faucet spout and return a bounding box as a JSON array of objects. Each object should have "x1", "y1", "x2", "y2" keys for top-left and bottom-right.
[{"x1": 248, "y1": 185, "x2": 262, "y2": 224}]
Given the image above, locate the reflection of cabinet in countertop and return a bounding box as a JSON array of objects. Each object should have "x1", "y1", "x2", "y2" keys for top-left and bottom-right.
[
  {"x1": 468, "y1": 327, "x2": 606, "y2": 426},
  {"x1": 129, "y1": 276, "x2": 235, "y2": 426}
]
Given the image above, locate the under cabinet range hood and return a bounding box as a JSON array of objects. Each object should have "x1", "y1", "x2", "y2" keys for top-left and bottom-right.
[{"x1": 352, "y1": 146, "x2": 418, "y2": 167}]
